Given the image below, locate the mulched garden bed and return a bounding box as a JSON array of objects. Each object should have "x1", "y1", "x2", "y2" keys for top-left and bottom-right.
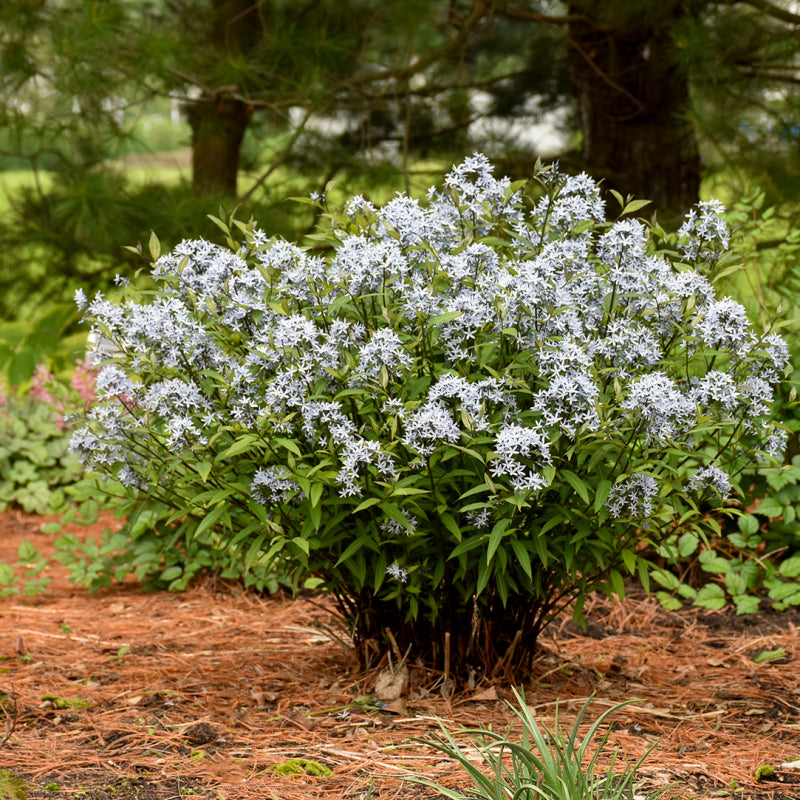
[{"x1": 2, "y1": 509, "x2": 800, "y2": 800}]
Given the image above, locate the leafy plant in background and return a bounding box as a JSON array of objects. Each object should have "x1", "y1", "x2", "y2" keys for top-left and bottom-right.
[
  {"x1": 0, "y1": 302, "x2": 85, "y2": 387},
  {"x1": 649, "y1": 458, "x2": 800, "y2": 614},
  {"x1": 67, "y1": 154, "x2": 786, "y2": 681},
  {"x1": 645, "y1": 191, "x2": 800, "y2": 614},
  {"x1": 0, "y1": 770, "x2": 27, "y2": 800},
  {"x1": 0, "y1": 361, "x2": 96, "y2": 597},
  {"x1": 0, "y1": 363, "x2": 94, "y2": 515},
  {"x1": 405, "y1": 690, "x2": 667, "y2": 800}
]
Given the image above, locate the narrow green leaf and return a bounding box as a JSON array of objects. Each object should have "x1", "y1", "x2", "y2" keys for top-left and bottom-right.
[
  {"x1": 621, "y1": 198, "x2": 652, "y2": 215},
  {"x1": 380, "y1": 501, "x2": 415, "y2": 533},
  {"x1": 195, "y1": 505, "x2": 225, "y2": 539},
  {"x1": 509, "y1": 539, "x2": 532, "y2": 581},
  {"x1": 486, "y1": 518, "x2": 511, "y2": 565},
  {"x1": 353, "y1": 497, "x2": 381, "y2": 514},
  {"x1": 430, "y1": 310, "x2": 463, "y2": 324},
  {"x1": 148, "y1": 230, "x2": 161, "y2": 261},
  {"x1": 591, "y1": 479, "x2": 611, "y2": 513},
  {"x1": 561, "y1": 470, "x2": 589, "y2": 505},
  {"x1": 608, "y1": 569, "x2": 625, "y2": 599},
  {"x1": 310, "y1": 482, "x2": 324, "y2": 508},
  {"x1": 440, "y1": 512, "x2": 461, "y2": 541}
]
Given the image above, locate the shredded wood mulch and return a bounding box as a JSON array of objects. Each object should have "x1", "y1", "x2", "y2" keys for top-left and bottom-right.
[{"x1": 2, "y1": 510, "x2": 800, "y2": 800}]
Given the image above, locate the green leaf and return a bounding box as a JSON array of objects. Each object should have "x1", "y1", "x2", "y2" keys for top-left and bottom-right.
[
  {"x1": 754, "y1": 497, "x2": 784, "y2": 518},
  {"x1": 738, "y1": 514, "x2": 760, "y2": 536},
  {"x1": 290, "y1": 536, "x2": 310, "y2": 556},
  {"x1": 778, "y1": 555, "x2": 800, "y2": 578},
  {"x1": 220, "y1": 435, "x2": 261, "y2": 459},
  {"x1": 650, "y1": 568, "x2": 679, "y2": 591},
  {"x1": 439, "y1": 512, "x2": 461, "y2": 540},
  {"x1": 194, "y1": 505, "x2": 226, "y2": 539},
  {"x1": 334, "y1": 535, "x2": 369, "y2": 567},
  {"x1": 733, "y1": 595, "x2": 760, "y2": 615},
  {"x1": 195, "y1": 462, "x2": 213, "y2": 483},
  {"x1": 694, "y1": 584, "x2": 726, "y2": 610},
  {"x1": 449, "y1": 536, "x2": 488, "y2": 559},
  {"x1": 309, "y1": 482, "x2": 324, "y2": 508},
  {"x1": 561, "y1": 470, "x2": 589, "y2": 505},
  {"x1": 475, "y1": 559, "x2": 491, "y2": 598},
  {"x1": 39, "y1": 522, "x2": 63, "y2": 535},
  {"x1": 353, "y1": 497, "x2": 381, "y2": 514},
  {"x1": 592, "y1": 480, "x2": 611, "y2": 513},
  {"x1": 677, "y1": 531, "x2": 699, "y2": 558},
  {"x1": 621, "y1": 548, "x2": 636, "y2": 573},
  {"x1": 608, "y1": 569, "x2": 625, "y2": 599},
  {"x1": 486, "y1": 518, "x2": 510, "y2": 566},
  {"x1": 699, "y1": 554, "x2": 731, "y2": 574},
  {"x1": 656, "y1": 591, "x2": 683, "y2": 611},
  {"x1": 390, "y1": 486, "x2": 429, "y2": 497},
  {"x1": 430, "y1": 311, "x2": 463, "y2": 324},
  {"x1": 148, "y1": 230, "x2": 161, "y2": 261},
  {"x1": 0, "y1": 563, "x2": 15, "y2": 586},
  {"x1": 380, "y1": 501, "x2": 416, "y2": 533},
  {"x1": 621, "y1": 198, "x2": 652, "y2": 215},
  {"x1": 275, "y1": 437, "x2": 302, "y2": 457},
  {"x1": 752, "y1": 647, "x2": 786, "y2": 664},
  {"x1": 160, "y1": 566, "x2": 182, "y2": 582},
  {"x1": 509, "y1": 540, "x2": 532, "y2": 581},
  {"x1": 17, "y1": 540, "x2": 38, "y2": 563}
]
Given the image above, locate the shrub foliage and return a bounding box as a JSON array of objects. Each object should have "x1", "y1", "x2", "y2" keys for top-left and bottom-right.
[{"x1": 70, "y1": 155, "x2": 786, "y2": 681}]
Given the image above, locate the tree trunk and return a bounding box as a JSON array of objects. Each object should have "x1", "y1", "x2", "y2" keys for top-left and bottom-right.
[
  {"x1": 567, "y1": 3, "x2": 700, "y2": 217},
  {"x1": 185, "y1": 97, "x2": 251, "y2": 197}
]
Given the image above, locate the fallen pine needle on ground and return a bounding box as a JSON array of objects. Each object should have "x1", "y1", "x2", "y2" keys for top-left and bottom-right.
[{"x1": 1, "y1": 509, "x2": 800, "y2": 800}]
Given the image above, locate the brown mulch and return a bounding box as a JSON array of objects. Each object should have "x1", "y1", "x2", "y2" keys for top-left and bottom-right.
[{"x1": 2, "y1": 510, "x2": 800, "y2": 800}]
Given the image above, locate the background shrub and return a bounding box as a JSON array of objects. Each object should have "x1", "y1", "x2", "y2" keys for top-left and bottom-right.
[{"x1": 0, "y1": 362, "x2": 93, "y2": 515}]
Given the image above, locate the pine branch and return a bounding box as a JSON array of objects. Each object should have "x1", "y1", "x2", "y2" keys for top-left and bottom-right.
[
  {"x1": 499, "y1": 5, "x2": 587, "y2": 26},
  {"x1": 236, "y1": 107, "x2": 313, "y2": 205},
  {"x1": 723, "y1": 0, "x2": 800, "y2": 26},
  {"x1": 333, "y1": 0, "x2": 492, "y2": 92}
]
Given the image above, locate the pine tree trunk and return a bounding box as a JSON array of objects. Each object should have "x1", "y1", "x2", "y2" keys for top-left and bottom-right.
[
  {"x1": 186, "y1": 97, "x2": 251, "y2": 197},
  {"x1": 567, "y1": 4, "x2": 700, "y2": 216}
]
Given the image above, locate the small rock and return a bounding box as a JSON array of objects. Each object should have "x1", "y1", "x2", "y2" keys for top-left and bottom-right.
[
  {"x1": 183, "y1": 721, "x2": 219, "y2": 745},
  {"x1": 374, "y1": 664, "x2": 408, "y2": 701}
]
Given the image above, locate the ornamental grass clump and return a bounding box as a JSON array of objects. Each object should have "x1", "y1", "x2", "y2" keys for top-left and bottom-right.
[
  {"x1": 70, "y1": 155, "x2": 786, "y2": 681},
  {"x1": 407, "y1": 691, "x2": 666, "y2": 800}
]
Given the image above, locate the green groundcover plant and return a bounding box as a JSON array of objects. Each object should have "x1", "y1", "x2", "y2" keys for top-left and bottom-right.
[
  {"x1": 69, "y1": 155, "x2": 787, "y2": 680},
  {"x1": 0, "y1": 362, "x2": 94, "y2": 515}
]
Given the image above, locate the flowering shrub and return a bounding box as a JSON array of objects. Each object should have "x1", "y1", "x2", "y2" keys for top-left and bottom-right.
[{"x1": 70, "y1": 155, "x2": 786, "y2": 680}]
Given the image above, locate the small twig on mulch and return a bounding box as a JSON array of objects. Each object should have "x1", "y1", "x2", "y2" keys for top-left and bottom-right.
[{"x1": 0, "y1": 684, "x2": 17, "y2": 750}]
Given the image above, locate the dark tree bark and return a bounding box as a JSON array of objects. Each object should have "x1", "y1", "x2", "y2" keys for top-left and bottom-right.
[
  {"x1": 567, "y1": 3, "x2": 701, "y2": 216},
  {"x1": 182, "y1": 0, "x2": 261, "y2": 197},
  {"x1": 185, "y1": 97, "x2": 251, "y2": 197}
]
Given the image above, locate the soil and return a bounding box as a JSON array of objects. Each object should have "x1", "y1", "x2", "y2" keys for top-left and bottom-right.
[{"x1": 2, "y1": 509, "x2": 800, "y2": 800}]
